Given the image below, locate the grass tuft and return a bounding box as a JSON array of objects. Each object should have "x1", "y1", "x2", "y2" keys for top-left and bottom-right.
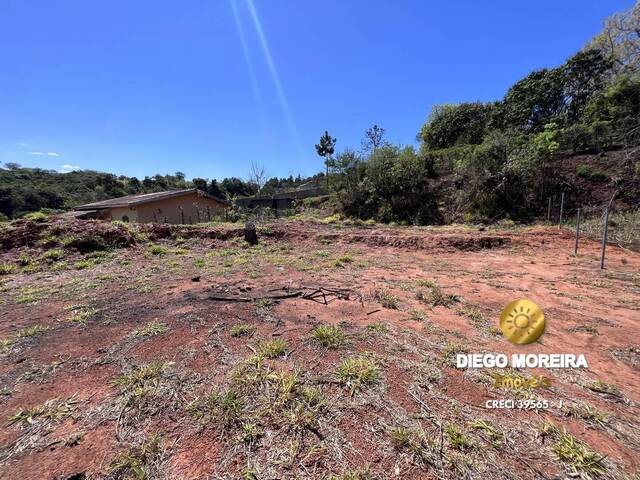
[
  {"x1": 257, "y1": 339, "x2": 287, "y2": 358},
  {"x1": 337, "y1": 352, "x2": 381, "y2": 394},
  {"x1": 374, "y1": 289, "x2": 400, "y2": 309},
  {"x1": 133, "y1": 321, "x2": 169, "y2": 337},
  {"x1": 230, "y1": 324, "x2": 256, "y2": 337},
  {"x1": 311, "y1": 325, "x2": 346, "y2": 349}
]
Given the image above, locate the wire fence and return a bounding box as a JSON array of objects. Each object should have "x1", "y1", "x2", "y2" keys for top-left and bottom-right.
[{"x1": 547, "y1": 192, "x2": 639, "y2": 268}]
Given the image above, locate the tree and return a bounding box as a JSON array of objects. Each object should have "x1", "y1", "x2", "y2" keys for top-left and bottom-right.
[
  {"x1": 207, "y1": 179, "x2": 223, "y2": 198},
  {"x1": 587, "y1": 2, "x2": 640, "y2": 75},
  {"x1": 248, "y1": 160, "x2": 268, "y2": 193},
  {"x1": 315, "y1": 131, "x2": 337, "y2": 187},
  {"x1": 420, "y1": 103, "x2": 492, "y2": 150},
  {"x1": 562, "y1": 49, "x2": 613, "y2": 122},
  {"x1": 362, "y1": 125, "x2": 386, "y2": 153},
  {"x1": 502, "y1": 68, "x2": 566, "y2": 132},
  {"x1": 192, "y1": 177, "x2": 208, "y2": 192}
]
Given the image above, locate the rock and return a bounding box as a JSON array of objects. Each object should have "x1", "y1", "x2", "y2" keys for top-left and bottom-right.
[{"x1": 244, "y1": 221, "x2": 258, "y2": 245}]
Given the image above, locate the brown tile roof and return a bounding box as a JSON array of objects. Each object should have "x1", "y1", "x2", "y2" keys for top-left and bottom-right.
[{"x1": 74, "y1": 189, "x2": 228, "y2": 210}]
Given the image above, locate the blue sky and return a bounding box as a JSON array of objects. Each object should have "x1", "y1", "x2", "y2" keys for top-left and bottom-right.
[{"x1": 0, "y1": 0, "x2": 632, "y2": 181}]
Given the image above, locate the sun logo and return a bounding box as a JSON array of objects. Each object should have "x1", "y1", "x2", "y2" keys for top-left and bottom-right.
[{"x1": 499, "y1": 299, "x2": 545, "y2": 345}]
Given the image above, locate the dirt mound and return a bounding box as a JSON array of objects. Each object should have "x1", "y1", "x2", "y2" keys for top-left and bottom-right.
[
  {"x1": 318, "y1": 231, "x2": 510, "y2": 251},
  {"x1": 0, "y1": 218, "x2": 137, "y2": 252}
]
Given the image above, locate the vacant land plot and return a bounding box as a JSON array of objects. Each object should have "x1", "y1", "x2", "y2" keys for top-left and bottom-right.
[{"x1": 0, "y1": 218, "x2": 639, "y2": 479}]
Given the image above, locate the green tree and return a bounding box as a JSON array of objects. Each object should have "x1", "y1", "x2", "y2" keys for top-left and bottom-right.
[
  {"x1": 315, "y1": 131, "x2": 337, "y2": 187},
  {"x1": 420, "y1": 102, "x2": 492, "y2": 150},
  {"x1": 362, "y1": 125, "x2": 386, "y2": 154},
  {"x1": 502, "y1": 68, "x2": 565, "y2": 132}
]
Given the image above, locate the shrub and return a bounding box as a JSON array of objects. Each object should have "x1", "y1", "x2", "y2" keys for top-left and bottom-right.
[
  {"x1": 576, "y1": 164, "x2": 607, "y2": 180},
  {"x1": 23, "y1": 211, "x2": 49, "y2": 223}
]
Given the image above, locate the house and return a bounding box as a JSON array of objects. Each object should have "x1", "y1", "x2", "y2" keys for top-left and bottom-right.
[{"x1": 73, "y1": 188, "x2": 228, "y2": 224}]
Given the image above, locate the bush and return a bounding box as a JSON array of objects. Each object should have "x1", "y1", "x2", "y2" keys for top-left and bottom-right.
[
  {"x1": 23, "y1": 211, "x2": 49, "y2": 223},
  {"x1": 576, "y1": 164, "x2": 607, "y2": 180}
]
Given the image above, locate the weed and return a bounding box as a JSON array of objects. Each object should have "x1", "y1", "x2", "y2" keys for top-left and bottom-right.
[
  {"x1": 442, "y1": 341, "x2": 468, "y2": 365},
  {"x1": 552, "y1": 429, "x2": 607, "y2": 476},
  {"x1": 190, "y1": 388, "x2": 244, "y2": 427},
  {"x1": 366, "y1": 323, "x2": 388, "y2": 333},
  {"x1": 149, "y1": 244, "x2": 168, "y2": 256},
  {"x1": 257, "y1": 339, "x2": 287, "y2": 358},
  {"x1": 334, "y1": 255, "x2": 354, "y2": 268},
  {"x1": 16, "y1": 324, "x2": 50, "y2": 338},
  {"x1": 23, "y1": 211, "x2": 49, "y2": 222},
  {"x1": 0, "y1": 263, "x2": 16, "y2": 275},
  {"x1": 409, "y1": 308, "x2": 428, "y2": 321},
  {"x1": 41, "y1": 249, "x2": 64, "y2": 262},
  {"x1": 66, "y1": 306, "x2": 100, "y2": 325},
  {"x1": 241, "y1": 421, "x2": 263, "y2": 444},
  {"x1": 458, "y1": 305, "x2": 486, "y2": 327},
  {"x1": 74, "y1": 259, "x2": 95, "y2": 270},
  {"x1": 415, "y1": 279, "x2": 437, "y2": 288},
  {"x1": 391, "y1": 426, "x2": 435, "y2": 463},
  {"x1": 337, "y1": 352, "x2": 381, "y2": 394},
  {"x1": 418, "y1": 285, "x2": 459, "y2": 308},
  {"x1": 311, "y1": 325, "x2": 346, "y2": 349},
  {"x1": 113, "y1": 362, "x2": 167, "y2": 394},
  {"x1": 374, "y1": 289, "x2": 400, "y2": 309},
  {"x1": 586, "y1": 380, "x2": 622, "y2": 397},
  {"x1": 133, "y1": 321, "x2": 169, "y2": 337},
  {"x1": 0, "y1": 338, "x2": 14, "y2": 352},
  {"x1": 110, "y1": 434, "x2": 164, "y2": 480},
  {"x1": 194, "y1": 258, "x2": 206, "y2": 267},
  {"x1": 230, "y1": 325, "x2": 256, "y2": 337},
  {"x1": 9, "y1": 394, "x2": 78, "y2": 426},
  {"x1": 446, "y1": 425, "x2": 474, "y2": 451},
  {"x1": 469, "y1": 419, "x2": 503, "y2": 446},
  {"x1": 565, "y1": 402, "x2": 610, "y2": 426}
]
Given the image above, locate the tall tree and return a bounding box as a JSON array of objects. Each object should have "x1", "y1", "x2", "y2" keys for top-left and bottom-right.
[
  {"x1": 315, "y1": 131, "x2": 337, "y2": 187},
  {"x1": 362, "y1": 125, "x2": 386, "y2": 154},
  {"x1": 248, "y1": 160, "x2": 268, "y2": 193},
  {"x1": 587, "y1": 1, "x2": 640, "y2": 75},
  {"x1": 192, "y1": 177, "x2": 208, "y2": 192}
]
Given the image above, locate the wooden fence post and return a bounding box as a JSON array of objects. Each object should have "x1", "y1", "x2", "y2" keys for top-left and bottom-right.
[
  {"x1": 547, "y1": 197, "x2": 552, "y2": 223},
  {"x1": 574, "y1": 208, "x2": 581, "y2": 255},
  {"x1": 600, "y1": 207, "x2": 610, "y2": 270},
  {"x1": 558, "y1": 192, "x2": 564, "y2": 229}
]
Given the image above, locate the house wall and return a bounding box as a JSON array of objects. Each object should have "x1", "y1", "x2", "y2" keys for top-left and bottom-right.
[
  {"x1": 130, "y1": 192, "x2": 226, "y2": 224},
  {"x1": 107, "y1": 206, "x2": 138, "y2": 222}
]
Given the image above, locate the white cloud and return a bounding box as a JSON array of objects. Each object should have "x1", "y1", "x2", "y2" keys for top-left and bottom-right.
[
  {"x1": 46, "y1": 152, "x2": 60, "y2": 157},
  {"x1": 28, "y1": 151, "x2": 44, "y2": 155},
  {"x1": 59, "y1": 164, "x2": 81, "y2": 172},
  {"x1": 18, "y1": 142, "x2": 30, "y2": 147}
]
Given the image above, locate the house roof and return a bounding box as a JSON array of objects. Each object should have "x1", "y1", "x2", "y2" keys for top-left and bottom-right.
[{"x1": 74, "y1": 188, "x2": 228, "y2": 210}]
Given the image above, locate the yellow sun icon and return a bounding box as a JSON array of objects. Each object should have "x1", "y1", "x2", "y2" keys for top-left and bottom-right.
[{"x1": 499, "y1": 299, "x2": 545, "y2": 345}]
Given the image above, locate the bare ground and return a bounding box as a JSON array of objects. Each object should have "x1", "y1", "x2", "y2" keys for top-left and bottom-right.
[{"x1": 0, "y1": 218, "x2": 639, "y2": 479}]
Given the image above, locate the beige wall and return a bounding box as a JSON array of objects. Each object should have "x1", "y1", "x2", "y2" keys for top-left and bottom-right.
[{"x1": 105, "y1": 192, "x2": 225, "y2": 224}]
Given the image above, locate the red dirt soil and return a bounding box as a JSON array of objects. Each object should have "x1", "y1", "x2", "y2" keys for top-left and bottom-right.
[{"x1": 0, "y1": 219, "x2": 638, "y2": 479}]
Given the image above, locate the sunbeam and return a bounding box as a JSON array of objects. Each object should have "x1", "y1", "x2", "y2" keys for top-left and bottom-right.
[{"x1": 245, "y1": 0, "x2": 305, "y2": 160}]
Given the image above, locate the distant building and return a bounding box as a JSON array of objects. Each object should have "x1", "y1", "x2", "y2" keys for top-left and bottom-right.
[{"x1": 73, "y1": 189, "x2": 228, "y2": 224}]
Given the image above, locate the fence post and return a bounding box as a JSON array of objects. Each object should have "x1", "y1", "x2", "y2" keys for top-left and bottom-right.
[
  {"x1": 547, "y1": 197, "x2": 552, "y2": 223},
  {"x1": 558, "y1": 191, "x2": 564, "y2": 229},
  {"x1": 600, "y1": 207, "x2": 610, "y2": 270},
  {"x1": 574, "y1": 208, "x2": 581, "y2": 255}
]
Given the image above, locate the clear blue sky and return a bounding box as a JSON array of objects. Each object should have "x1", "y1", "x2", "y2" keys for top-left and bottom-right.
[{"x1": 0, "y1": 0, "x2": 633, "y2": 181}]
